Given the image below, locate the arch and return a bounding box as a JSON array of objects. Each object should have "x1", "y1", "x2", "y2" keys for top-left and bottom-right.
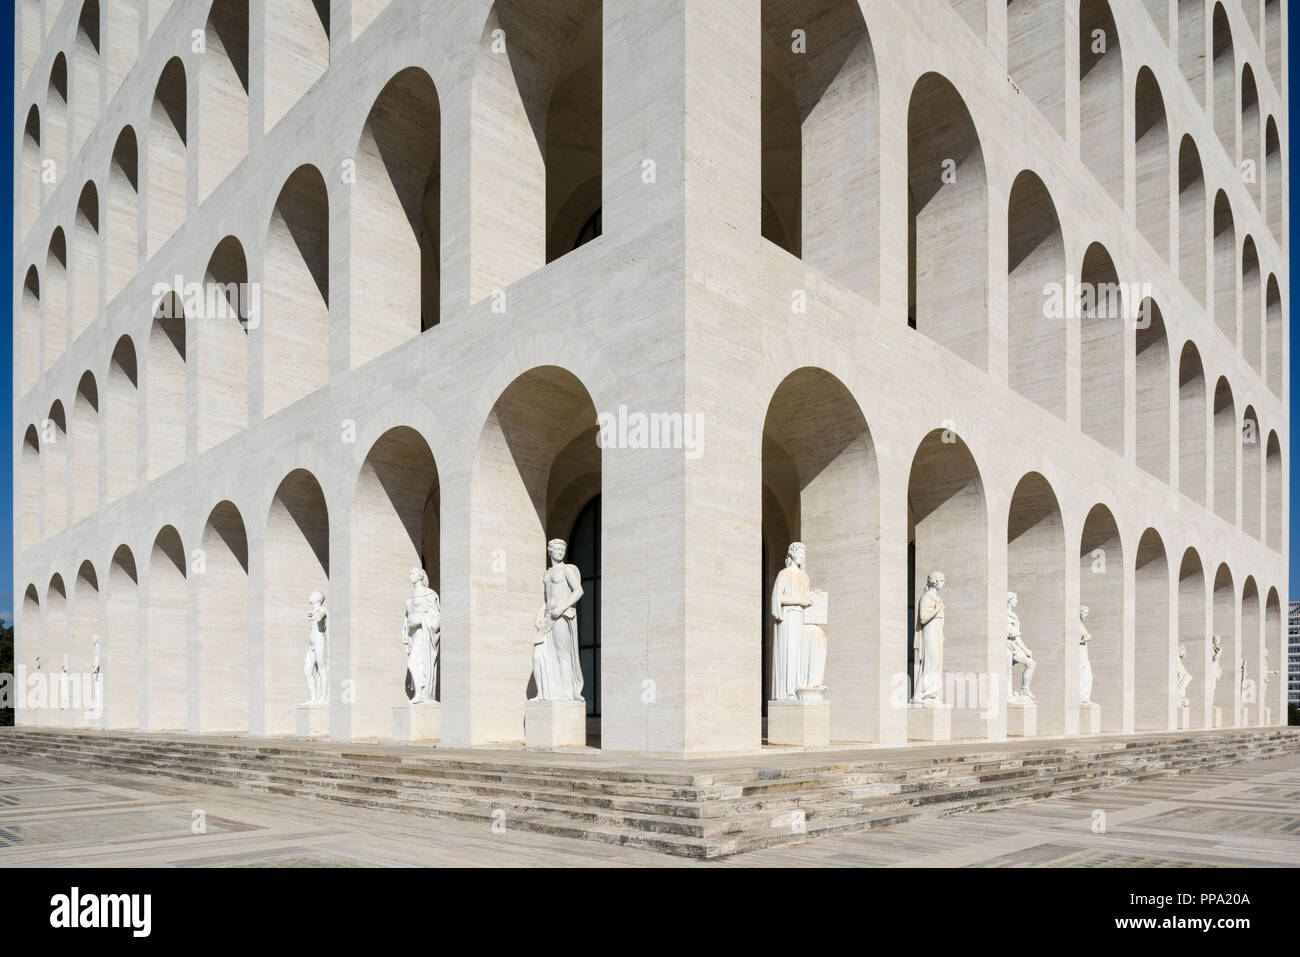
[
  {"x1": 1007, "y1": 472, "x2": 1066, "y2": 733},
  {"x1": 106, "y1": 335, "x2": 138, "y2": 503},
  {"x1": 1239, "y1": 577, "x2": 1260, "y2": 723},
  {"x1": 1008, "y1": 0, "x2": 1065, "y2": 134},
  {"x1": 198, "y1": 0, "x2": 250, "y2": 201},
  {"x1": 1079, "y1": 504, "x2": 1124, "y2": 731},
  {"x1": 264, "y1": 469, "x2": 329, "y2": 735},
  {"x1": 1265, "y1": 274, "x2": 1282, "y2": 397},
  {"x1": 352, "y1": 427, "x2": 441, "y2": 739},
  {"x1": 106, "y1": 126, "x2": 139, "y2": 302},
  {"x1": 1135, "y1": 298, "x2": 1170, "y2": 481},
  {"x1": 1240, "y1": 65, "x2": 1260, "y2": 207},
  {"x1": 21, "y1": 426, "x2": 42, "y2": 551},
  {"x1": 1134, "y1": 529, "x2": 1170, "y2": 730},
  {"x1": 1264, "y1": 0, "x2": 1280, "y2": 87},
  {"x1": 1264, "y1": 117, "x2": 1281, "y2": 241},
  {"x1": 106, "y1": 0, "x2": 139, "y2": 100},
  {"x1": 1212, "y1": 190, "x2": 1236, "y2": 343},
  {"x1": 72, "y1": 560, "x2": 100, "y2": 726},
  {"x1": 146, "y1": 293, "x2": 187, "y2": 479},
  {"x1": 1211, "y1": 3, "x2": 1234, "y2": 159},
  {"x1": 1241, "y1": 406, "x2": 1261, "y2": 539},
  {"x1": 762, "y1": 368, "x2": 879, "y2": 742},
  {"x1": 1176, "y1": 550, "x2": 1206, "y2": 729},
  {"x1": 106, "y1": 545, "x2": 139, "y2": 728},
  {"x1": 906, "y1": 428, "x2": 987, "y2": 739},
  {"x1": 907, "y1": 73, "x2": 988, "y2": 367},
  {"x1": 1212, "y1": 377, "x2": 1236, "y2": 523},
  {"x1": 1265, "y1": 431, "x2": 1281, "y2": 550},
  {"x1": 73, "y1": 1, "x2": 101, "y2": 158},
  {"x1": 1177, "y1": 342, "x2": 1207, "y2": 504},
  {"x1": 264, "y1": 0, "x2": 330, "y2": 133},
  {"x1": 145, "y1": 525, "x2": 187, "y2": 731},
  {"x1": 1008, "y1": 170, "x2": 1065, "y2": 417},
  {"x1": 1177, "y1": 136, "x2": 1206, "y2": 304},
  {"x1": 1079, "y1": 0, "x2": 1124, "y2": 201},
  {"x1": 45, "y1": 228, "x2": 67, "y2": 370},
  {"x1": 1178, "y1": 0, "x2": 1206, "y2": 106},
  {"x1": 1079, "y1": 242, "x2": 1125, "y2": 452},
  {"x1": 1264, "y1": 588, "x2": 1282, "y2": 723},
  {"x1": 760, "y1": 0, "x2": 879, "y2": 299},
  {"x1": 46, "y1": 54, "x2": 69, "y2": 186},
  {"x1": 70, "y1": 371, "x2": 100, "y2": 523},
  {"x1": 45, "y1": 401, "x2": 69, "y2": 536},
  {"x1": 19, "y1": 584, "x2": 41, "y2": 724},
  {"x1": 469, "y1": 367, "x2": 602, "y2": 744},
  {"x1": 196, "y1": 502, "x2": 250, "y2": 732},
  {"x1": 469, "y1": 0, "x2": 602, "y2": 300},
  {"x1": 22, "y1": 106, "x2": 41, "y2": 238},
  {"x1": 1241, "y1": 236, "x2": 1261, "y2": 372},
  {"x1": 264, "y1": 165, "x2": 329, "y2": 415},
  {"x1": 72, "y1": 181, "x2": 101, "y2": 340},
  {"x1": 197, "y1": 235, "x2": 249, "y2": 452},
  {"x1": 148, "y1": 57, "x2": 187, "y2": 256},
  {"x1": 1209, "y1": 564, "x2": 1233, "y2": 724},
  {"x1": 1134, "y1": 68, "x2": 1170, "y2": 261},
  {"x1": 44, "y1": 575, "x2": 69, "y2": 725},
  {"x1": 21, "y1": 266, "x2": 41, "y2": 394}
]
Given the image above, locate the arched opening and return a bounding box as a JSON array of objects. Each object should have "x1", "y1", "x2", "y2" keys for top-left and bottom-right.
[
  {"x1": 145, "y1": 525, "x2": 187, "y2": 731},
  {"x1": 71, "y1": 371, "x2": 100, "y2": 523},
  {"x1": 264, "y1": 469, "x2": 329, "y2": 735},
  {"x1": 906, "y1": 428, "x2": 987, "y2": 739},
  {"x1": 44, "y1": 576, "x2": 69, "y2": 725},
  {"x1": 106, "y1": 335, "x2": 138, "y2": 502},
  {"x1": 1178, "y1": 0, "x2": 1206, "y2": 106},
  {"x1": 1008, "y1": 170, "x2": 1065, "y2": 417},
  {"x1": 1241, "y1": 237, "x2": 1261, "y2": 372},
  {"x1": 45, "y1": 228, "x2": 67, "y2": 371},
  {"x1": 22, "y1": 106, "x2": 40, "y2": 238},
  {"x1": 760, "y1": 0, "x2": 879, "y2": 299},
  {"x1": 1079, "y1": 504, "x2": 1124, "y2": 731},
  {"x1": 1177, "y1": 343, "x2": 1207, "y2": 504},
  {"x1": 907, "y1": 73, "x2": 988, "y2": 367},
  {"x1": 1212, "y1": 190, "x2": 1236, "y2": 343},
  {"x1": 1177, "y1": 136, "x2": 1206, "y2": 305},
  {"x1": 1079, "y1": 242, "x2": 1125, "y2": 452},
  {"x1": 197, "y1": 235, "x2": 249, "y2": 452},
  {"x1": 146, "y1": 293, "x2": 187, "y2": 479},
  {"x1": 264, "y1": 165, "x2": 328, "y2": 415},
  {"x1": 1264, "y1": 117, "x2": 1281, "y2": 241},
  {"x1": 351, "y1": 427, "x2": 440, "y2": 740},
  {"x1": 106, "y1": 127, "x2": 138, "y2": 302},
  {"x1": 1008, "y1": 0, "x2": 1065, "y2": 134},
  {"x1": 1265, "y1": 431, "x2": 1281, "y2": 551},
  {"x1": 1134, "y1": 529, "x2": 1170, "y2": 731},
  {"x1": 1177, "y1": 549, "x2": 1206, "y2": 728},
  {"x1": 1079, "y1": 0, "x2": 1124, "y2": 201},
  {"x1": 197, "y1": 501, "x2": 249, "y2": 733},
  {"x1": 21, "y1": 266, "x2": 41, "y2": 394},
  {"x1": 1135, "y1": 68, "x2": 1170, "y2": 261},
  {"x1": 46, "y1": 55, "x2": 69, "y2": 184},
  {"x1": 1264, "y1": 588, "x2": 1282, "y2": 723},
  {"x1": 106, "y1": 0, "x2": 139, "y2": 101},
  {"x1": 148, "y1": 57, "x2": 187, "y2": 256},
  {"x1": 1265, "y1": 274, "x2": 1282, "y2": 397},
  {"x1": 1242, "y1": 406, "x2": 1261, "y2": 539},
  {"x1": 1007, "y1": 472, "x2": 1066, "y2": 733},
  {"x1": 72, "y1": 181, "x2": 100, "y2": 340},
  {"x1": 1136, "y1": 298, "x2": 1170, "y2": 481},
  {"x1": 19, "y1": 585, "x2": 41, "y2": 724},
  {"x1": 21, "y1": 426, "x2": 42, "y2": 551},
  {"x1": 1211, "y1": 3, "x2": 1234, "y2": 160},
  {"x1": 73, "y1": 1, "x2": 101, "y2": 158},
  {"x1": 198, "y1": 0, "x2": 249, "y2": 201},
  {"x1": 1212, "y1": 377, "x2": 1236, "y2": 524},
  {"x1": 21, "y1": 2, "x2": 41, "y2": 83},
  {"x1": 72, "y1": 561, "x2": 100, "y2": 727},
  {"x1": 106, "y1": 545, "x2": 139, "y2": 729},
  {"x1": 469, "y1": 367, "x2": 601, "y2": 745},
  {"x1": 1210, "y1": 564, "x2": 1233, "y2": 725},
  {"x1": 469, "y1": 0, "x2": 602, "y2": 301},
  {"x1": 45, "y1": 401, "x2": 69, "y2": 536},
  {"x1": 264, "y1": 0, "x2": 329, "y2": 133},
  {"x1": 1264, "y1": 0, "x2": 1281, "y2": 85},
  {"x1": 1239, "y1": 577, "x2": 1259, "y2": 723},
  {"x1": 762, "y1": 368, "x2": 879, "y2": 742},
  {"x1": 1240, "y1": 65, "x2": 1260, "y2": 207}
]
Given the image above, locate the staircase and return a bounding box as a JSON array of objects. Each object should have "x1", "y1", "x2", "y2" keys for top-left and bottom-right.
[{"x1": 4, "y1": 726, "x2": 1298, "y2": 858}]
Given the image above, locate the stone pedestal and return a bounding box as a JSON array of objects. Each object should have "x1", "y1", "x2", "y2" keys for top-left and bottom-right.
[
  {"x1": 1177, "y1": 706, "x2": 1190, "y2": 730},
  {"x1": 1078, "y1": 702, "x2": 1101, "y2": 734},
  {"x1": 295, "y1": 705, "x2": 330, "y2": 739},
  {"x1": 391, "y1": 702, "x2": 440, "y2": 743},
  {"x1": 524, "y1": 699, "x2": 586, "y2": 749},
  {"x1": 1212, "y1": 706, "x2": 1224, "y2": 728},
  {"x1": 767, "y1": 699, "x2": 830, "y2": 748},
  {"x1": 1006, "y1": 700, "x2": 1037, "y2": 737},
  {"x1": 907, "y1": 702, "x2": 952, "y2": 742}
]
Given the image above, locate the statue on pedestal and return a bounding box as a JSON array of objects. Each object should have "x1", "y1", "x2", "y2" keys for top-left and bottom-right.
[
  {"x1": 531, "y1": 539, "x2": 584, "y2": 702},
  {"x1": 1006, "y1": 592, "x2": 1036, "y2": 703},
  {"x1": 303, "y1": 590, "x2": 329, "y2": 705},
  {"x1": 402, "y1": 568, "x2": 440, "y2": 704},
  {"x1": 912, "y1": 572, "x2": 945, "y2": 704},
  {"x1": 1078, "y1": 606, "x2": 1093, "y2": 704},
  {"x1": 1176, "y1": 645, "x2": 1193, "y2": 709},
  {"x1": 769, "y1": 542, "x2": 829, "y2": 701}
]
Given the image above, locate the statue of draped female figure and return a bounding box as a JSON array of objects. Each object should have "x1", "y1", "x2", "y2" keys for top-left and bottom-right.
[
  {"x1": 531, "y1": 539, "x2": 586, "y2": 702},
  {"x1": 402, "y1": 568, "x2": 440, "y2": 704},
  {"x1": 770, "y1": 542, "x2": 828, "y2": 702}
]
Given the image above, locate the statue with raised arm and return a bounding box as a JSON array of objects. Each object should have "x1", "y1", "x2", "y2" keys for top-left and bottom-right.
[
  {"x1": 303, "y1": 590, "x2": 329, "y2": 705},
  {"x1": 1176, "y1": 645, "x2": 1193, "y2": 709},
  {"x1": 1207, "y1": 635, "x2": 1222, "y2": 705},
  {"x1": 1079, "y1": 606, "x2": 1093, "y2": 704},
  {"x1": 531, "y1": 539, "x2": 585, "y2": 702},
  {"x1": 1006, "y1": 592, "x2": 1037, "y2": 703},
  {"x1": 912, "y1": 572, "x2": 946, "y2": 704},
  {"x1": 402, "y1": 568, "x2": 440, "y2": 704},
  {"x1": 769, "y1": 542, "x2": 828, "y2": 700}
]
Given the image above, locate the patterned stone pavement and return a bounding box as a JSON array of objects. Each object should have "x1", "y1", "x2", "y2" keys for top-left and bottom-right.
[{"x1": 1, "y1": 752, "x2": 1297, "y2": 867}]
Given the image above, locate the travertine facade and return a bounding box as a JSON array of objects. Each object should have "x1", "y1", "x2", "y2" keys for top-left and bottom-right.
[{"x1": 11, "y1": 0, "x2": 1289, "y2": 755}]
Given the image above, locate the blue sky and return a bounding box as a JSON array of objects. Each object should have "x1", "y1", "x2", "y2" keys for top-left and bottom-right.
[{"x1": 0, "y1": 13, "x2": 1294, "y2": 624}]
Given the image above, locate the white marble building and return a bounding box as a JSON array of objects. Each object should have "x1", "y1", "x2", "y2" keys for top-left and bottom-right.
[{"x1": 11, "y1": 0, "x2": 1289, "y2": 755}]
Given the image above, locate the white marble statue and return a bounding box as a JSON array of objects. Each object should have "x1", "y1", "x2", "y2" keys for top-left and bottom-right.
[
  {"x1": 531, "y1": 539, "x2": 585, "y2": 702},
  {"x1": 303, "y1": 590, "x2": 329, "y2": 705},
  {"x1": 1006, "y1": 592, "x2": 1037, "y2": 703},
  {"x1": 769, "y1": 542, "x2": 828, "y2": 701},
  {"x1": 1176, "y1": 645, "x2": 1193, "y2": 709},
  {"x1": 1207, "y1": 635, "x2": 1222, "y2": 704},
  {"x1": 402, "y1": 568, "x2": 440, "y2": 704},
  {"x1": 1078, "y1": 606, "x2": 1093, "y2": 704},
  {"x1": 912, "y1": 572, "x2": 946, "y2": 704}
]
